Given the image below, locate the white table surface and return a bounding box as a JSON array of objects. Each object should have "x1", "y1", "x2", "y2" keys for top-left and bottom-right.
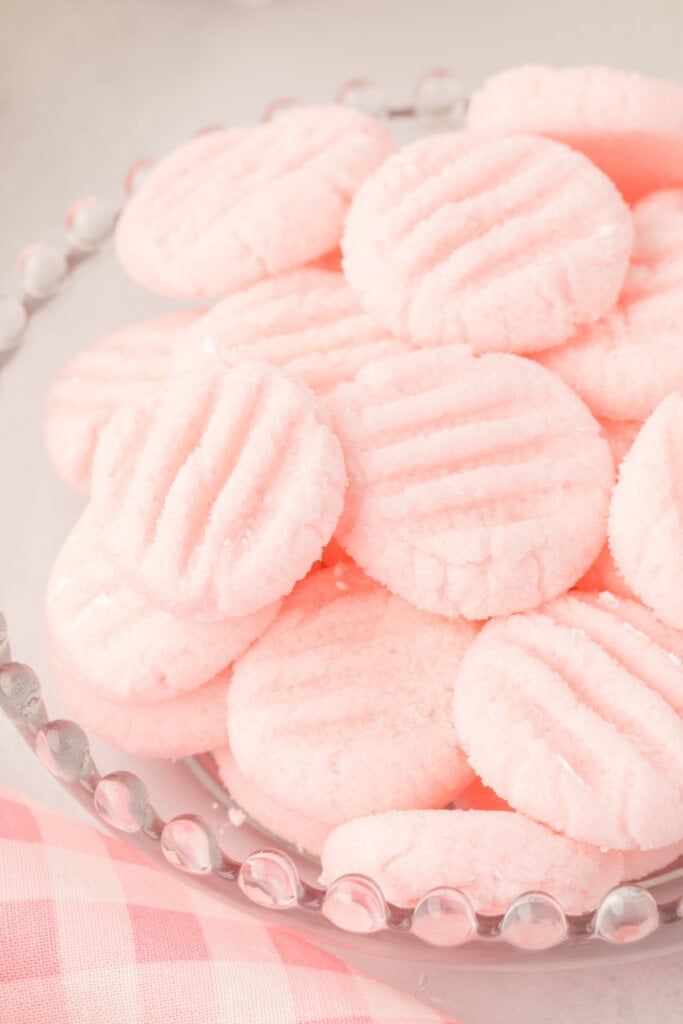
[{"x1": 1, "y1": 1, "x2": 683, "y2": 1021}]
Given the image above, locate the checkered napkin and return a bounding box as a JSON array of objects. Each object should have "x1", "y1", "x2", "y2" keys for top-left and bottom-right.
[{"x1": 0, "y1": 784, "x2": 459, "y2": 1024}]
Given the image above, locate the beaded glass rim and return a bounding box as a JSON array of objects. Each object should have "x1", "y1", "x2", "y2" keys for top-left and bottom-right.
[{"x1": 2, "y1": 71, "x2": 683, "y2": 959}]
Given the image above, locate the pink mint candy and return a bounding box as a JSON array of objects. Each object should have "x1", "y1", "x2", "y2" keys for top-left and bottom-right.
[
  {"x1": 46, "y1": 511, "x2": 280, "y2": 704},
  {"x1": 51, "y1": 645, "x2": 231, "y2": 760},
  {"x1": 539, "y1": 189, "x2": 683, "y2": 422},
  {"x1": 115, "y1": 106, "x2": 395, "y2": 298},
  {"x1": 341, "y1": 132, "x2": 632, "y2": 354},
  {"x1": 609, "y1": 393, "x2": 683, "y2": 628},
  {"x1": 226, "y1": 562, "x2": 476, "y2": 828},
  {"x1": 453, "y1": 591, "x2": 683, "y2": 850},
  {"x1": 45, "y1": 309, "x2": 203, "y2": 495},
  {"x1": 467, "y1": 64, "x2": 683, "y2": 203},
  {"x1": 171, "y1": 267, "x2": 409, "y2": 397},
  {"x1": 90, "y1": 359, "x2": 347, "y2": 619},
  {"x1": 213, "y1": 746, "x2": 330, "y2": 857},
  {"x1": 328, "y1": 346, "x2": 614, "y2": 620},
  {"x1": 320, "y1": 809, "x2": 624, "y2": 915}
]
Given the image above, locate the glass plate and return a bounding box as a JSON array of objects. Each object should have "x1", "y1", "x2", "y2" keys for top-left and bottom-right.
[{"x1": 1, "y1": 74, "x2": 682, "y2": 1015}]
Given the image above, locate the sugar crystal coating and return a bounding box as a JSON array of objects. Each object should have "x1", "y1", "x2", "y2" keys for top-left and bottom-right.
[
  {"x1": 329, "y1": 346, "x2": 614, "y2": 620},
  {"x1": 342, "y1": 132, "x2": 632, "y2": 354}
]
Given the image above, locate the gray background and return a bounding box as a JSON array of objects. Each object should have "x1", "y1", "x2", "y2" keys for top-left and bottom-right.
[{"x1": 1, "y1": 2, "x2": 683, "y2": 1022}]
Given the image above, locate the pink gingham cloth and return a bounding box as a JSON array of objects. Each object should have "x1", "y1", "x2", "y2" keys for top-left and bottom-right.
[{"x1": 0, "y1": 784, "x2": 459, "y2": 1024}]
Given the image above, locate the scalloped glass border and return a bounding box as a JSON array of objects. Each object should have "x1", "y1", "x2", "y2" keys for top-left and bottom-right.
[{"x1": 2, "y1": 75, "x2": 683, "y2": 959}]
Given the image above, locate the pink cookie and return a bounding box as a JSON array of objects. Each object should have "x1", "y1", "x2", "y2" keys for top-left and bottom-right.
[
  {"x1": 342, "y1": 132, "x2": 632, "y2": 354},
  {"x1": 51, "y1": 647, "x2": 230, "y2": 759},
  {"x1": 609, "y1": 394, "x2": 683, "y2": 628},
  {"x1": 453, "y1": 591, "x2": 683, "y2": 850},
  {"x1": 45, "y1": 310, "x2": 203, "y2": 495},
  {"x1": 171, "y1": 268, "x2": 408, "y2": 397},
  {"x1": 213, "y1": 746, "x2": 329, "y2": 857},
  {"x1": 320, "y1": 810, "x2": 623, "y2": 915},
  {"x1": 90, "y1": 359, "x2": 347, "y2": 619},
  {"x1": 575, "y1": 419, "x2": 640, "y2": 597},
  {"x1": 46, "y1": 511, "x2": 280, "y2": 703},
  {"x1": 466, "y1": 65, "x2": 683, "y2": 203},
  {"x1": 621, "y1": 840, "x2": 683, "y2": 882},
  {"x1": 328, "y1": 346, "x2": 614, "y2": 620},
  {"x1": 538, "y1": 189, "x2": 683, "y2": 422},
  {"x1": 115, "y1": 107, "x2": 395, "y2": 298},
  {"x1": 226, "y1": 563, "x2": 476, "y2": 827}
]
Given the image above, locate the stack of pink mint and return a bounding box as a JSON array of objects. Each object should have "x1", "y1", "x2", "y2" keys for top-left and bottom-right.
[{"x1": 45, "y1": 66, "x2": 683, "y2": 916}]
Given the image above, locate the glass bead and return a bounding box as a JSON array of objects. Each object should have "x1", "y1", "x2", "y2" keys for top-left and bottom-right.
[
  {"x1": 124, "y1": 159, "x2": 154, "y2": 196},
  {"x1": 17, "y1": 243, "x2": 68, "y2": 299},
  {"x1": 35, "y1": 720, "x2": 93, "y2": 782},
  {"x1": 95, "y1": 772, "x2": 156, "y2": 833},
  {"x1": 65, "y1": 196, "x2": 116, "y2": 253},
  {"x1": 595, "y1": 885, "x2": 659, "y2": 943},
  {"x1": 501, "y1": 892, "x2": 568, "y2": 950},
  {"x1": 414, "y1": 69, "x2": 467, "y2": 120},
  {"x1": 411, "y1": 887, "x2": 477, "y2": 946},
  {"x1": 0, "y1": 663, "x2": 44, "y2": 726},
  {"x1": 0, "y1": 296, "x2": 27, "y2": 355},
  {"x1": 322, "y1": 875, "x2": 387, "y2": 934},
  {"x1": 238, "y1": 850, "x2": 301, "y2": 909},
  {"x1": 161, "y1": 815, "x2": 220, "y2": 874},
  {"x1": 336, "y1": 78, "x2": 386, "y2": 118}
]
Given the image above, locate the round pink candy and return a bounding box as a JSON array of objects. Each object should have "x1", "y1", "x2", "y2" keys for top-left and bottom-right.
[
  {"x1": 609, "y1": 393, "x2": 683, "y2": 628},
  {"x1": 467, "y1": 64, "x2": 683, "y2": 202},
  {"x1": 90, "y1": 359, "x2": 347, "y2": 619},
  {"x1": 328, "y1": 346, "x2": 614, "y2": 620},
  {"x1": 342, "y1": 132, "x2": 632, "y2": 354},
  {"x1": 453, "y1": 591, "x2": 683, "y2": 850},
  {"x1": 320, "y1": 809, "x2": 624, "y2": 915},
  {"x1": 227, "y1": 562, "x2": 476, "y2": 827},
  {"x1": 115, "y1": 106, "x2": 395, "y2": 298},
  {"x1": 45, "y1": 310, "x2": 203, "y2": 495},
  {"x1": 46, "y1": 511, "x2": 280, "y2": 704}
]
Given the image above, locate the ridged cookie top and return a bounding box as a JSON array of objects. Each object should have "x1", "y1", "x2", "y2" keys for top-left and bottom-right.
[
  {"x1": 539, "y1": 189, "x2": 683, "y2": 422},
  {"x1": 342, "y1": 132, "x2": 633, "y2": 354},
  {"x1": 171, "y1": 267, "x2": 408, "y2": 395},
  {"x1": 90, "y1": 360, "x2": 347, "y2": 619},
  {"x1": 328, "y1": 346, "x2": 614, "y2": 620},
  {"x1": 453, "y1": 591, "x2": 683, "y2": 849},
  {"x1": 45, "y1": 309, "x2": 203, "y2": 495},
  {"x1": 226, "y1": 562, "x2": 476, "y2": 825},
  {"x1": 115, "y1": 106, "x2": 395, "y2": 297},
  {"x1": 609, "y1": 393, "x2": 683, "y2": 628}
]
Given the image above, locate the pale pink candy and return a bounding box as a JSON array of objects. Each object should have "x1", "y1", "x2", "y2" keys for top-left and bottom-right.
[
  {"x1": 328, "y1": 346, "x2": 614, "y2": 620},
  {"x1": 539, "y1": 190, "x2": 683, "y2": 422},
  {"x1": 115, "y1": 106, "x2": 395, "y2": 298},
  {"x1": 621, "y1": 840, "x2": 683, "y2": 882},
  {"x1": 575, "y1": 419, "x2": 640, "y2": 598},
  {"x1": 171, "y1": 267, "x2": 408, "y2": 397},
  {"x1": 51, "y1": 646, "x2": 230, "y2": 759},
  {"x1": 213, "y1": 746, "x2": 330, "y2": 857},
  {"x1": 90, "y1": 360, "x2": 347, "y2": 619},
  {"x1": 320, "y1": 809, "x2": 624, "y2": 915},
  {"x1": 227, "y1": 563, "x2": 476, "y2": 827},
  {"x1": 342, "y1": 132, "x2": 632, "y2": 354},
  {"x1": 453, "y1": 591, "x2": 683, "y2": 850},
  {"x1": 46, "y1": 511, "x2": 280, "y2": 704},
  {"x1": 45, "y1": 309, "x2": 203, "y2": 495},
  {"x1": 466, "y1": 65, "x2": 683, "y2": 202},
  {"x1": 609, "y1": 393, "x2": 683, "y2": 628}
]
